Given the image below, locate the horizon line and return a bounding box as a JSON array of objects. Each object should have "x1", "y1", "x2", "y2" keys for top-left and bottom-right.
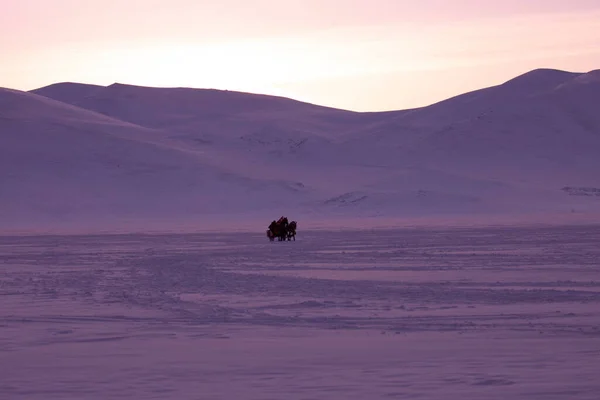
[{"x1": 10, "y1": 66, "x2": 595, "y2": 114}]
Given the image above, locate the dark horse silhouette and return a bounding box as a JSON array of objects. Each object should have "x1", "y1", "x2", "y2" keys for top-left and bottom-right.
[
  {"x1": 267, "y1": 217, "x2": 296, "y2": 241},
  {"x1": 286, "y1": 221, "x2": 297, "y2": 241}
]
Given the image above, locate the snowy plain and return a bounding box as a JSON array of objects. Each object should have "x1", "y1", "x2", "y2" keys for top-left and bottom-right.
[{"x1": 2, "y1": 224, "x2": 600, "y2": 399}]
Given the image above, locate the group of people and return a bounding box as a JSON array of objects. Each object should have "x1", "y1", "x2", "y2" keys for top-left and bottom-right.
[{"x1": 267, "y1": 216, "x2": 297, "y2": 241}]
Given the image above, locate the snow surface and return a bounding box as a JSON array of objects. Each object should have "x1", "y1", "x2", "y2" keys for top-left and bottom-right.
[
  {"x1": 2, "y1": 67, "x2": 598, "y2": 232},
  {"x1": 2, "y1": 225, "x2": 600, "y2": 399},
  {"x1": 2, "y1": 68, "x2": 600, "y2": 399}
]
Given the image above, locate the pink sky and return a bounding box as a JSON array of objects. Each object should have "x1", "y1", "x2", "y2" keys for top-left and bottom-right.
[{"x1": 2, "y1": 0, "x2": 600, "y2": 111}]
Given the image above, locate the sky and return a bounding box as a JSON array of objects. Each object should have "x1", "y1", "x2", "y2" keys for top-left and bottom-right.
[{"x1": 2, "y1": 0, "x2": 600, "y2": 111}]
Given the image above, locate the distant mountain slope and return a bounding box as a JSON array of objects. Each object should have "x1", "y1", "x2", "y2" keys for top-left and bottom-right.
[
  {"x1": 2, "y1": 86, "x2": 137, "y2": 126},
  {"x1": 2, "y1": 68, "x2": 598, "y2": 231},
  {"x1": 0, "y1": 88, "x2": 314, "y2": 230},
  {"x1": 30, "y1": 83, "x2": 405, "y2": 171},
  {"x1": 342, "y1": 69, "x2": 600, "y2": 183},
  {"x1": 31, "y1": 82, "x2": 391, "y2": 141},
  {"x1": 27, "y1": 82, "x2": 104, "y2": 107}
]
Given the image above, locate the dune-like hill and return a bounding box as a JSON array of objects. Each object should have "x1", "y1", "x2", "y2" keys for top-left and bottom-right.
[
  {"x1": 343, "y1": 69, "x2": 600, "y2": 180},
  {"x1": 30, "y1": 82, "x2": 388, "y2": 141},
  {"x1": 1, "y1": 68, "x2": 598, "y2": 231},
  {"x1": 0, "y1": 88, "x2": 315, "y2": 231}
]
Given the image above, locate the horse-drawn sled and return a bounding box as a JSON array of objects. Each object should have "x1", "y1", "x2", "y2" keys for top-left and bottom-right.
[{"x1": 267, "y1": 216, "x2": 297, "y2": 241}]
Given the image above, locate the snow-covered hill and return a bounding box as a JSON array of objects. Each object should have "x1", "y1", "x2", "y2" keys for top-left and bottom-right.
[
  {"x1": 0, "y1": 88, "x2": 317, "y2": 231},
  {"x1": 30, "y1": 82, "x2": 386, "y2": 145},
  {"x1": 1, "y1": 68, "x2": 599, "y2": 232},
  {"x1": 336, "y1": 69, "x2": 600, "y2": 216}
]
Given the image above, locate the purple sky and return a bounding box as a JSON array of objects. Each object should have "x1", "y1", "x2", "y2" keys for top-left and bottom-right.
[{"x1": 2, "y1": 0, "x2": 600, "y2": 111}]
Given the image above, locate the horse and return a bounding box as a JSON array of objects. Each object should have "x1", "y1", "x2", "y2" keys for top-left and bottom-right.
[
  {"x1": 286, "y1": 221, "x2": 297, "y2": 241},
  {"x1": 276, "y1": 217, "x2": 289, "y2": 241}
]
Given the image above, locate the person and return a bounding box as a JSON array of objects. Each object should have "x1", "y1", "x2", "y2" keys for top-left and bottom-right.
[
  {"x1": 268, "y1": 220, "x2": 277, "y2": 234},
  {"x1": 266, "y1": 220, "x2": 277, "y2": 241}
]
